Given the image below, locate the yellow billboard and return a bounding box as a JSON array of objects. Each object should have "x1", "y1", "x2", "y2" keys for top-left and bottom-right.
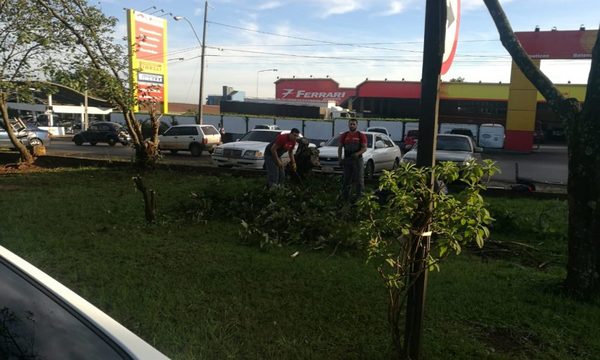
[{"x1": 127, "y1": 9, "x2": 168, "y2": 113}]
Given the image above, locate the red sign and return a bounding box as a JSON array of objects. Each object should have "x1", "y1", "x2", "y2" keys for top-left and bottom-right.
[
  {"x1": 275, "y1": 78, "x2": 355, "y2": 105},
  {"x1": 441, "y1": 0, "x2": 460, "y2": 75},
  {"x1": 515, "y1": 30, "x2": 597, "y2": 59},
  {"x1": 357, "y1": 81, "x2": 421, "y2": 99}
]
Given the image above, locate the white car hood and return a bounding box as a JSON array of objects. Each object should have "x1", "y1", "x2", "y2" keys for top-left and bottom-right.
[
  {"x1": 319, "y1": 145, "x2": 373, "y2": 159},
  {"x1": 219, "y1": 141, "x2": 269, "y2": 152},
  {"x1": 403, "y1": 149, "x2": 475, "y2": 163}
]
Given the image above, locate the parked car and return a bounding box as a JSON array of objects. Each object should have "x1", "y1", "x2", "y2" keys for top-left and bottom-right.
[
  {"x1": 158, "y1": 124, "x2": 221, "y2": 156},
  {"x1": 401, "y1": 134, "x2": 482, "y2": 165},
  {"x1": 401, "y1": 129, "x2": 419, "y2": 153},
  {"x1": 0, "y1": 244, "x2": 169, "y2": 359},
  {"x1": 211, "y1": 129, "x2": 303, "y2": 169},
  {"x1": 317, "y1": 132, "x2": 402, "y2": 179},
  {"x1": 449, "y1": 128, "x2": 476, "y2": 143},
  {"x1": 253, "y1": 124, "x2": 281, "y2": 130},
  {"x1": 366, "y1": 126, "x2": 391, "y2": 137},
  {"x1": 0, "y1": 118, "x2": 51, "y2": 148},
  {"x1": 72, "y1": 122, "x2": 130, "y2": 146}
]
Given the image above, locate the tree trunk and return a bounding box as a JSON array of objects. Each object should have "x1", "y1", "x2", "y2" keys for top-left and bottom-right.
[
  {"x1": 565, "y1": 30, "x2": 600, "y2": 297},
  {"x1": 0, "y1": 94, "x2": 34, "y2": 164},
  {"x1": 483, "y1": 0, "x2": 600, "y2": 297}
]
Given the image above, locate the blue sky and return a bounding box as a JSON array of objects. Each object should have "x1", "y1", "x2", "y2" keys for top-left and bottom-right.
[{"x1": 98, "y1": 0, "x2": 599, "y2": 103}]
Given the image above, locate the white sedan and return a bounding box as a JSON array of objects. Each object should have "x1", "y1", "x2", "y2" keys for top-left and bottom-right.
[
  {"x1": 211, "y1": 129, "x2": 300, "y2": 169},
  {"x1": 317, "y1": 132, "x2": 402, "y2": 179},
  {"x1": 401, "y1": 134, "x2": 482, "y2": 165}
]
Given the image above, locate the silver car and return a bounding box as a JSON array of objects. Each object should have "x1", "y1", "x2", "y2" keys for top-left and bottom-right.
[
  {"x1": 0, "y1": 118, "x2": 51, "y2": 148},
  {"x1": 401, "y1": 134, "x2": 482, "y2": 164},
  {"x1": 0, "y1": 244, "x2": 169, "y2": 359}
]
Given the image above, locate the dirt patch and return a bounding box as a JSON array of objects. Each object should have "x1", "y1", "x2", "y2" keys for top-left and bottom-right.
[
  {"x1": 0, "y1": 163, "x2": 51, "y2": 175},
  {"x1": 470, "y1": 322, "x2": 547, "y2": 356}
]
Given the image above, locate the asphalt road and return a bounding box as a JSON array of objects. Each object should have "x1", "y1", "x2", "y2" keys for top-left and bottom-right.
[{"x1": 47, "y1": 138, "x2": 568, "y2": 185}]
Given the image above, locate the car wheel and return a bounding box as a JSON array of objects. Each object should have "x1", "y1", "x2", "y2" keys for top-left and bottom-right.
[
  {"x1": 107, "y1": 138, "x2": 117, "y2": 147},
  {"x1": 74, "y1": 137, "x2": 83, "y2": 146},
  {"x1": 170, "y1": 149, "x2": 178, "y2": 154},
  {"x1": 29, "y1": 138, "x2": 42, "y2": 147},
  {"x1": 393, "y1": 158, "x2": 400, "y2": 169},
  {"x1": 365, "y1": 160, "x2": 375, "y2": 180},
  {"x1": 90, "y1": 142, "x2": 97, "y2": 146},
  {"x1": 190, "y1": 144, "x2": 202, "y2": 157}
]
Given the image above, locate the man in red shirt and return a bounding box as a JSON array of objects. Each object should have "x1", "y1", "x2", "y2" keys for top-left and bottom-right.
[
  {"x1": 338, "y1": 119, "x2": 367, "y2": 201},
  {"x1": 264, "y1": 128, "x2": 300, "y2": 188}
]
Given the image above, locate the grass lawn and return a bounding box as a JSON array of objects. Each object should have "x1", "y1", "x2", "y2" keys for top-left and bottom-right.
[{"x1": 0, "y1": 168, "x2": 598, "y2": 359}]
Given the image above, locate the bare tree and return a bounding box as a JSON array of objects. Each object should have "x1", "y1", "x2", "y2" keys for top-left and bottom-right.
[{"x1": 484, "y1": 0, "x2": 600, "y2": 298}]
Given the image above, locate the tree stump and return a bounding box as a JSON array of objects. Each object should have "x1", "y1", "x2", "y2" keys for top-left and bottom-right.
[{"x1": 132, "y1": 176, "x2": 157, "y2": 223}]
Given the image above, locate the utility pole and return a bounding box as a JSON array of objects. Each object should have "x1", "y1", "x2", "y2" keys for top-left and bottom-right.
[
  {"x1": 198, "y1": 0, "x2": 208, "y2": 125},
  {"x1": 403, "y1": 1, "x2": 446, "y2": 359}
]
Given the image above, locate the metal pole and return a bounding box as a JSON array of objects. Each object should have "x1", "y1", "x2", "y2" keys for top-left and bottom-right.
[
  {"x1": 198, "y1": 0, "x2": 208, "y2": 125},
  {"x1": 404, "y1": 1, "x2": 446, "y2": 359},
  {"x1": 84, "y1": 89, "x2": 89, "y2": 130}
]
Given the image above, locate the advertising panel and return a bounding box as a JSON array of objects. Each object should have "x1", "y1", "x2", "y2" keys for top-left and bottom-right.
[
  {"x1": 127, "y1": 9, "x2": 168, "y2": 113},
  {"x1": 275, "y1": 78, "x2": 355, "y2": 105},
  {"x1": 515, "y1": 30, "x2": 597, "y2": 59}
]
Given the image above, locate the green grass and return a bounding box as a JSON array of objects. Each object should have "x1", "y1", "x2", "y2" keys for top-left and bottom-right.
[{"x1": 0, "y1": 168, "x2": 598, "y2": 359}]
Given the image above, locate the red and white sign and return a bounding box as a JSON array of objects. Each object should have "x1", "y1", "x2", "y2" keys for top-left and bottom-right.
[
  {"x1": 515, "y1": 30, "x2": 597, "y2": 60},
  {"x1": 275, "y1": 79, "x2": 355, "y2": 105},
  {"x1": 441, "y1": 0, "x2": 460, "y2": 75}
]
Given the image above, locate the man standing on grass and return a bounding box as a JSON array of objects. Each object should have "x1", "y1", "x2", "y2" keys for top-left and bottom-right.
[
  {"x1": 264, "y1": 128, "x2": 300, "y2": 188},
  {"x1": 338, "y1": 118, "x2": 367, "y2": 202}
]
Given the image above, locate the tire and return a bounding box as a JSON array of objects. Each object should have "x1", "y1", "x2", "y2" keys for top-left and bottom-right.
[
  {"x1": 90, "y1": 142, "x2": 97, "y2": 146},
  {"x1": 392, "y1": 158, "x2": 400, "y2": 169},
  {"x1": 190, "y1": 143, "x2": 202, "y2": 157},
  {"x1": 365, "y1": 160, "x2": 375, "y2": 180},
  {"x1": 170, "y1": 149, "x2": 179, "y2": 154},
  {"x1": 29, "y1": 138, "x2": 42, "y2": 147},
  {"x1": 74, "y1": 137, "x2": 83, "y2": 146},
  {"x1": 107, "y1": 137, "x2": 117, "y2": 147}
]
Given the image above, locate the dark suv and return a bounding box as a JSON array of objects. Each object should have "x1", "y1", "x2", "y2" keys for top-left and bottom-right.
[{"x1": 72, "y1": 122, "x2": 130, "y2": 146}]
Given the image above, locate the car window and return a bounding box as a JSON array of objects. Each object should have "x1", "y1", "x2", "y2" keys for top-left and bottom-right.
[
  {"x1": 163, "y1": 127, "x2": 178, "y2": 136},
  {"x1": 88, "y1": 125, "x2": 99, "y2": 132},
  {"x1": 0, "y1": 260, "x2": 127, "y2": 359},
  {"x1": 97, "y1": 124, "x2": 111, "y2": 132},
  {"x1": 238, "y1": 131, "x2": 279, "y2": 143},
  {"x1": 179, "y1": 126, "x2": 199, "y2": 136},
  {"x1": 382, "y1": 136, "x2": 395, "y2": 147},
  {"x1": 201, "y1": 126, "x2": 219, "y2": 135},
  {"x1": 437, "y1": 136, "x2": 472, "y2": 152}
]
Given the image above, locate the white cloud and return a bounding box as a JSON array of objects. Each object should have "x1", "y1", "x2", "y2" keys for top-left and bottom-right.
[
  {"x1": 379, "y1": 1, "x2": 406, "y2": 16},
  {"x1": 258, "y1": 1, "x2": 283, "y2": 10},
  {"x1": 313, "y1": 0, "x2": 364, "y2": 18}
]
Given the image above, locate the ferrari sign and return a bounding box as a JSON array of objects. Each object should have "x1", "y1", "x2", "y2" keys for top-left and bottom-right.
[{"x1": 441, "y1": 0, "x2": 460, "y2": 75}]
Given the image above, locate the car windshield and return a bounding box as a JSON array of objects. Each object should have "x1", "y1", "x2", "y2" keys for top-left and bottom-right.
[
  {"x1": 325, "y1": 133, "x2": 373, "y2": 148},
  {"x1": 238, "y1": 131, "x2": 280, "y2": 143},
  {"x1": 436, "y1": 136, "x2": 472, "y2": 152}
]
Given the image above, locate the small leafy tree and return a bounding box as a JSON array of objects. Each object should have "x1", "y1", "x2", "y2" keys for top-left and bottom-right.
[
  {"x1": 359, "y1": 160, "x2": 497, "y2": 356},
  {"x1": 0, "y1": 0, "x2": 65, "y2": 164},
  {"x1": 35, "y1": 0, "x2": 161, "y2": 167}
]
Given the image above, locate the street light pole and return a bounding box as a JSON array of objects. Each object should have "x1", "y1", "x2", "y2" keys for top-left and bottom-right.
[
  {"x1": 174, "y1": 0, "x2": 208, "y2": 124},
  {"x1": 256, "y1": 68, "x2": 278, "y2": 98}
]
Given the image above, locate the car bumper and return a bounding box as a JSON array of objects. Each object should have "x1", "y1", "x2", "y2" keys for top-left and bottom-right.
[{"x1": 211, "y1": 155, "x2": 265, "y2": 169}]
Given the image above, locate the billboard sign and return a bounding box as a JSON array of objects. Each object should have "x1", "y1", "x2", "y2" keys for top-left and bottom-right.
[
  {"x1": 515, "y1": 30, "x2": 597, "y2": 59},
  {"x1": 441, "y1": 0, "x2": 460, "y2": 75},
  {"x1": 127, "y1": 9, "x2": 168, "y2": 113},
  {"x1": 275, "y1": 79, "x2": 355, "y2": 105}
]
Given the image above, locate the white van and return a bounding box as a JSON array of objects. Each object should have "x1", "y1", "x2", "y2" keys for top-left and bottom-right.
[{"x1": 478, "y1": 124, "x2": 505, "y2": 149}]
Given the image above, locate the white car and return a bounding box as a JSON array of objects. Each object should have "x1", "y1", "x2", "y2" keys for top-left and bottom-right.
[
  {"x1": 158, "y1": 124, "x2": 221, "y2": 156},
  {"x1": 401, "y1": 134, "x2": 482, "y2": 164},
  {"x1": 317, "y1": 131, "x2": 402, "y2": 179},
  {"x1": 366, "y1": 126, "x2": 392, "y2": 138},
  {"x1": 0, "y1": 244, "x2": 168, "y2": 359},
  {"x1": 211, "y1": 129, "x2": 301, "y2": 169},
  {"x1": 0, "y1": 118, "x2": 51, "y2": 148}
]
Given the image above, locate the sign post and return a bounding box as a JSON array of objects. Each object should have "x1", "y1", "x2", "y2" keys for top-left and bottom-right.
[{"x1": 404, "y1": 1, "x2": 459, "y2": 359}]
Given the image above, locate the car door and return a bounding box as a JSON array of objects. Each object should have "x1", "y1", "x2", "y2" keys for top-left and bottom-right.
[
  {"x1": 177, "y1": 126, "x2": 200, "y2": 150},
  {"x1": 160, "y1": 126, "x2": 180, "y2": 149},
  {"x1": 85, "y1": 124, "x2": 100, "y2": 142},
  {"x1": 381, "y1": 135, "x2": 398, "y2": 169},
  {"x1": 371, "y1": 134, "x2": 388, "y2": 171},
  {"x1": 0, "y1": 127, "x2": 11, "y2": 147}
]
